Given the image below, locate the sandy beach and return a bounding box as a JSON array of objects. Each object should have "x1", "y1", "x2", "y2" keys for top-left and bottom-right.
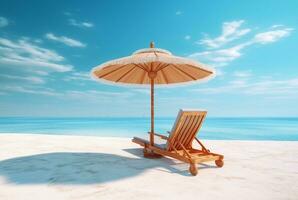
[{"x1": 0, "y1": 134, "x2": 297, "y2": 200}]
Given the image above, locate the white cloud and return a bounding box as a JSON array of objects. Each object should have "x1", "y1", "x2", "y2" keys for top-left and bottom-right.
[
  {"x1": 65, "y1": 90, "x2": 132, "y2": 100},
  {"x1": 242, "y1": 78, "x2": 298, "y2": 96},
  {"x1": 199, "y1": 20, "x2": 251, "y2": 49},
  {"x1": 68, "y1": 19, "x2": 94, "y2": 28},
  {"x1": 254, "y1": 28, "x2": 293, "y2": 44},
  {"x1": 215, "y1": 68, "x2": 224, "y2": 76},
  {"x1": 45, "y1": 33, "x2": 86, "y2": 47},
  {"x1": 3, "y1": 86, "x2": 59, "y2": 96},
  {"x1": 189, "y1": 43, "x2": 247, "y2": 67},
  {"x1": 233, "y1": 70, "x2": 252, "y2": 78},
  {"x1": 63, "y1": 71, "x2": 91, "y2": 81},
  {"x1": 34, "y1": 39, "x2": 43, "y2": 44},
  {"x1": 132, "y1": 89, "x2": 150, "y2": 95},
  {"x1": 184, "y1": 35, "x2": 191, "y2": 40},
  {"x1": 1, "y1": 85, "x2": 133, "y2": 100},
  {"x1": 34, "y1": 70, "x2": 49, "y2": 76},
  {"x1": 271, "y1": 24, "x2": 284, "y2": 29},
  {"x1": 193, "y1": 75, "x2": 298, "y2": 97},
  {"x1": 175, "y1": 11, "x2": 182, "y2": 15},
  {"x1": 0, "y1": 37, "x2": 73, "y2": 72},
  {"x1": 0, "y1": 17, "x2": 8, "y2": 28},
  {"x1": 0, "y1": 74, "x2": 45, "y2": 84},
  {"x1": 190, "y1": 23, "x2": 293, "y2": 67},
  {"x1": 63, "y1": 12, "x2": 72, "y2": 16}
]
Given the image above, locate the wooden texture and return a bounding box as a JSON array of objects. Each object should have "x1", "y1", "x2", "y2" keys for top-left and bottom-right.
[
  {"x1": 93, "y1": 61, "x2": 213, "y2": 85},
  {"x1": 150, "y1": 78, "x2": 154, "y2": 146},
  {"x1": 91, "y1": 44, "x2": 215, "y2": 85},
  {"x1": 166, "y1": 110, "x2": 207, "y2": 151}
]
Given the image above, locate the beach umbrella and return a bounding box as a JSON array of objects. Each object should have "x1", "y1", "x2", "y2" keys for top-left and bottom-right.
[{"x1": 91, "y1": 42, "x2": 215, "y2": 146}]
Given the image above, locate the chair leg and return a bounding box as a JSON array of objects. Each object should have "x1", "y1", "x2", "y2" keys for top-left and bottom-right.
[
  {"x1": 215, "y1": 159, "x2": 224, "y2": 167},
  {"x1": 143, "y1": 148, "x2": 162, "y2": 158},
  {"x1": 189, "y1": 163, "x2": 198, "y2": 176}
]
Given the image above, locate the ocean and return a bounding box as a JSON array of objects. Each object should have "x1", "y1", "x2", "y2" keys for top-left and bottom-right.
[{"x1": 0, "y1": 117, "x2": 297, "y2": 141}]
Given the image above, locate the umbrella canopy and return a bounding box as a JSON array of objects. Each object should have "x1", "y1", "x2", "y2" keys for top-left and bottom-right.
[
  {"x1": 91, "y1": 42, "x2": 215, "y2": 146},
  {"x1": 92, "y1": 43, "x2": 215, "y2": 85}
]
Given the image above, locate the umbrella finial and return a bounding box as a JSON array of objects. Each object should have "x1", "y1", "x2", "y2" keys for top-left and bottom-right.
[{"x1": 150, "y1": 41, "x2": 155, "y2": 48}]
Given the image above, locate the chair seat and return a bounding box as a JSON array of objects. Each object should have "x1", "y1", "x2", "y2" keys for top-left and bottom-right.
[{"x1": 133, "y1": 137, "x2": 167, "y2": 149}]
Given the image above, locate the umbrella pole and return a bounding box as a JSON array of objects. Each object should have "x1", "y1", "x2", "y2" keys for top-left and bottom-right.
[{"x1": 150, "y1": 77, "x2": 154, "y2": 146}]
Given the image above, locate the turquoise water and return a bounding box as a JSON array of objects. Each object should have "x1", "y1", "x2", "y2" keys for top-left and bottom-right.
[{"x1": 0, "y1": 117, "x2": 297, "y2": 141}]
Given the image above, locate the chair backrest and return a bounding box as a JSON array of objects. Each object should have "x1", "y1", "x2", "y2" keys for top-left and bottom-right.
[{"x1": 166, "y1": 109, "x2": 207, "y2": 151}]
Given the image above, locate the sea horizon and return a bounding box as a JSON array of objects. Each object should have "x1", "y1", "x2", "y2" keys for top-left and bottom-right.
[{"x1": 1, "y1": 117, "x2": 297, "y2": 141}]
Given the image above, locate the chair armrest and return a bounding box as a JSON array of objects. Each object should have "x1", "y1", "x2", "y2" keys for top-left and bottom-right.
[{"x1": 147, "y1": 132, "x2": 168, "y2": 140}]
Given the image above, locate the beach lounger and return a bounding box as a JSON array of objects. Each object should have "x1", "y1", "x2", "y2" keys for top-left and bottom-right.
[{"x1": 132, "y1": 109, "x2": 224, "y2": 176}]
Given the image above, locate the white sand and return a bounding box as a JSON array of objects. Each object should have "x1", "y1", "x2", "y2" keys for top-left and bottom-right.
[{"x1": 0, "y1": 134, "x2": 297, "y2": 200}]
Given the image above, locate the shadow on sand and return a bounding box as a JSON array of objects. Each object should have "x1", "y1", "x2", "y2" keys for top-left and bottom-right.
[{"x1": 0, "y1": 148, "x2": 216, "y2": 185}]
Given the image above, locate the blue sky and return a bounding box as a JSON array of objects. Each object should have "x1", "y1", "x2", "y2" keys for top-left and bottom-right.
[{"x1": 0, "y1": 0, "x2": 297, "y2": 117}]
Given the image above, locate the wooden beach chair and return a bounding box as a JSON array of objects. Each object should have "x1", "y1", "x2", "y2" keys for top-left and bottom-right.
[{"x1": 132, "y1": 109, "x2": 224, "y2": 176}]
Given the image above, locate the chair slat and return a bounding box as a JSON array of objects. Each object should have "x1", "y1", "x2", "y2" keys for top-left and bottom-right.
[
  {"x1": 183, "y1": 115, "x2": 199, "y2": 148},
  {"x1": 171, "y1": 115, "x2": 190, "y2": 150},
  {"x1": 177, "y1": 115, "x2": 194, "y2": 149},
  {"x1": 179, "y1": 115, "x2": 196, "y2": 148},
  {"x1": 186, "y1": 115, "x2": 204, "y2": 148},
  {"x1": 167, "y1": 110, "x2": 206, "y2": 151}
]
